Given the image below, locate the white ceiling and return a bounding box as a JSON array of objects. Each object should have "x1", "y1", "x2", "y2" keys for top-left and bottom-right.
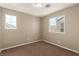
[{"x1": 0, "y1": 3, "x2": 77, "y2": 17}]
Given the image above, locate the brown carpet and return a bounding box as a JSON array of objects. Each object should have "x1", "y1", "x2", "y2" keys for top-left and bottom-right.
[{"x1": 1, "y1": 41, "x2": 79, "y2": 56}]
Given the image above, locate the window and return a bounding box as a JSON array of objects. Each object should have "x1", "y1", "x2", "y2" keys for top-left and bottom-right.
[
  {"x1": 5, "y1": 14, "x2": 17, "y2": 29},
  {"x1": 49, "y1": 15, "x2": 65, "y2": 33}
]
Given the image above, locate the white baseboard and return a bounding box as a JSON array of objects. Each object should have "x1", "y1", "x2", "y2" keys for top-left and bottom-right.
[
  {"x1": 1, "y1": 40, "x2": 41, "y2": 52},
  {"x1": 43, "y1": 40, "x2": 79, "y2": 54}
]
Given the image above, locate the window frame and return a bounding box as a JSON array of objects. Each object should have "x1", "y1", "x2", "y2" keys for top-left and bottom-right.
[
  {"x1": 49, "y1": 15, "x2": 65, "y2": 33},
  {"x1": 5, "y1": 14, "x2": 17, "y2": 30}
]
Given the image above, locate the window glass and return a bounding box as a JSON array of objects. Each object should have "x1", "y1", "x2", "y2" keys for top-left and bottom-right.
[
  {"x1": 49, "y1": 16, "x2": 65, "y2": 33},
  {"x1": 5, "y1": 14, "x2": 17, "y2": 29}
]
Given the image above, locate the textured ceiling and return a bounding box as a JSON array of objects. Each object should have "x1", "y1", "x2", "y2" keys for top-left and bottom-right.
[{"x1": 0, "y1": 3, "x2": 77, "y2": 17}]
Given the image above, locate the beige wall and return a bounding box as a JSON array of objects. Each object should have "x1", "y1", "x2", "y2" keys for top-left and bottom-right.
[
  {"x1": 42, "y1": 4, "x2": 79, "y2": 52},
  {"x1": 0, "y1": 7, "x2": 41, "y2": 49},
  {"x1": 0, "y1": 7, "x2": 2, "y2": 50}
]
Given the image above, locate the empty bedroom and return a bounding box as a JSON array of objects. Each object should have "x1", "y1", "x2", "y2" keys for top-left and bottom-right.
[{"x1": 0, "y1": 3, "x2": 79, "y2": 56}]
